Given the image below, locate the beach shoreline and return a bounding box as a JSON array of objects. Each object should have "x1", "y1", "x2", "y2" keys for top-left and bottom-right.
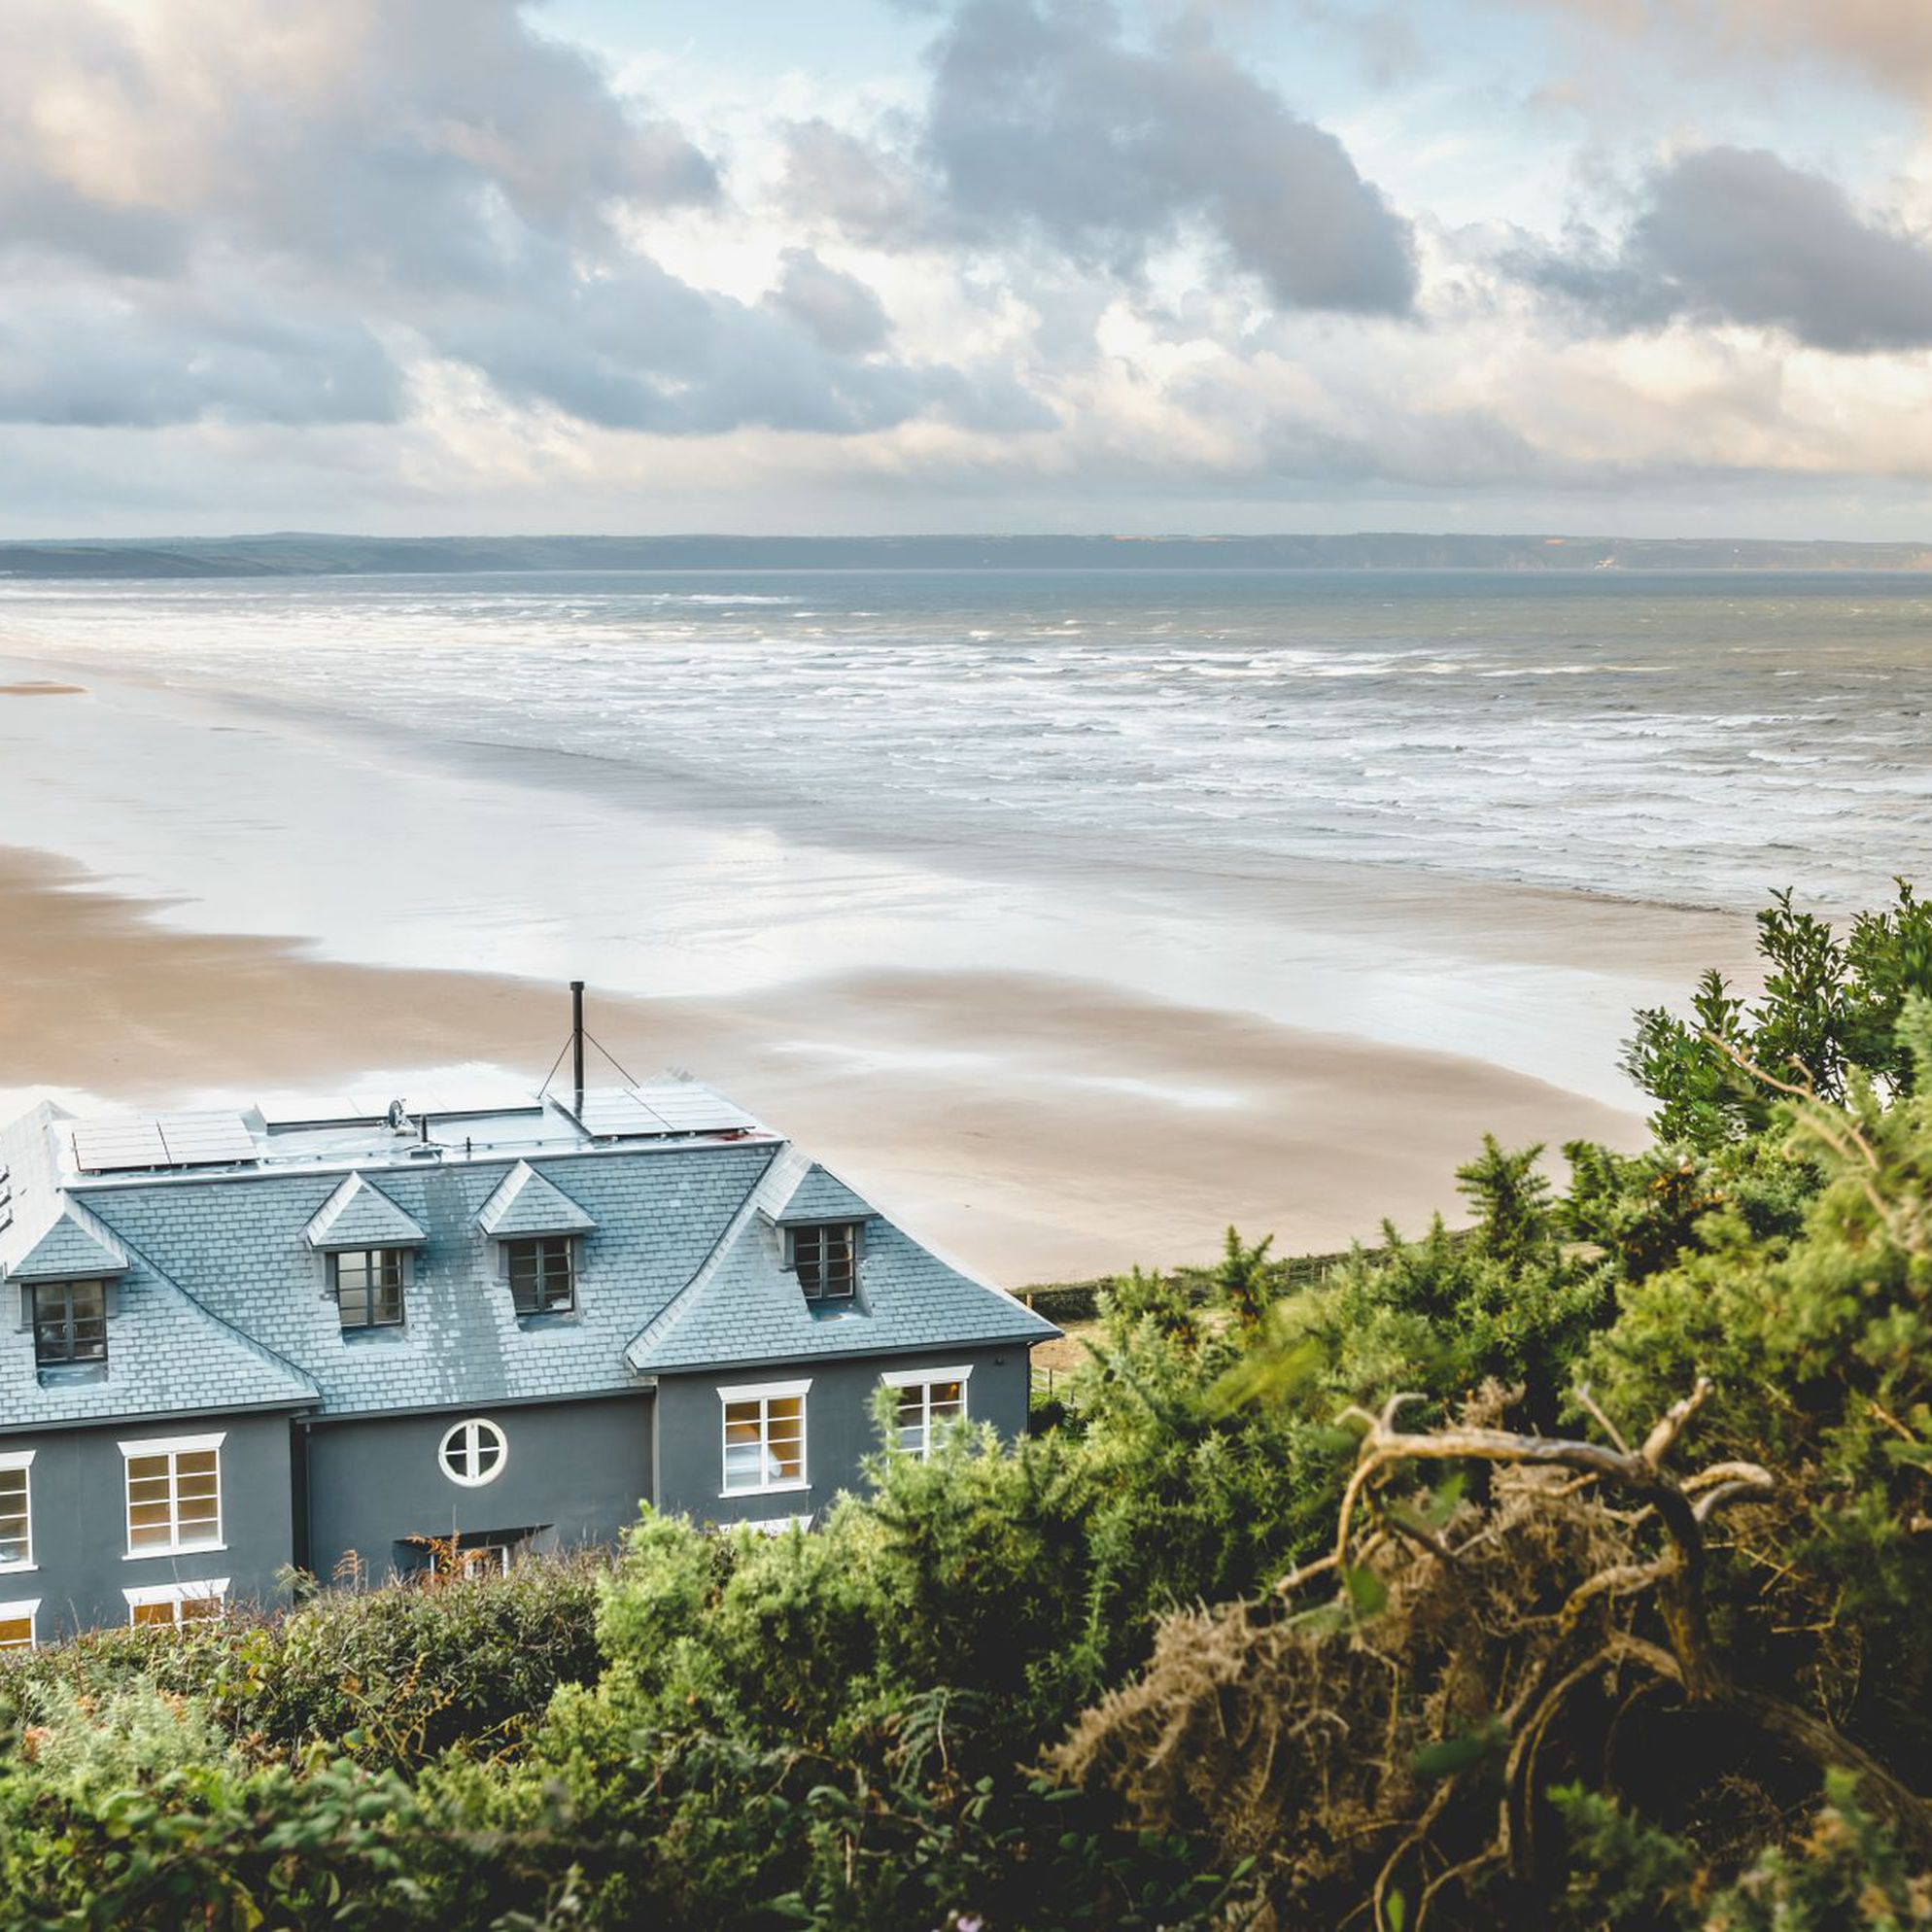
[{"x1": 0, "y1": 841, "x2": 1661, "y2": 1287}]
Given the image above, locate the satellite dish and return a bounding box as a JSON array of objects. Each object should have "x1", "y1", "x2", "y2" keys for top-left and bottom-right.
[{"x1": 386, "y1": 1099, "x2": 409, "y2": 1131}]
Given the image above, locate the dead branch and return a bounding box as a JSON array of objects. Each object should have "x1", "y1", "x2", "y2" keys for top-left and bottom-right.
[
  {"x1": 1334, "y1": 1377, "x2": 1727, "y2": 1699},
  {"x1": 1332, "y1": 1382, "x2": 1932, "y2": 1854}
]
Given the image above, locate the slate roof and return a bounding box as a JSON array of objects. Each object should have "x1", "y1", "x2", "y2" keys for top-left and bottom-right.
[
  {"x1": 628, "y1": 1148, "x2": 1055, "y2": 1375},
  {"x1": 304, "y1": 1173, "x2": 428, "y2": 1252},
  {"x1": 4, "y1": 1199, "x2": 130, "y2": 1282},
  {"x1": 770, "y1": 1162, "x2": 875, "y2": 1225},
  {"x1": 476, "y1": 1161, "x2": 596, "y2": 1238},
  {"x1": 0, "y1": 1083, "x2": 1057, "y2": 1432},
  {"x1": 0, "y1": 1106, "x2": 319, "y2": 1432}
]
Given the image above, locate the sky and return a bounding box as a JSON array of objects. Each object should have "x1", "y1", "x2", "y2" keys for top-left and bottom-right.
[{"x1": 7, "y1": 0, "x2": 1932, "y2": 537}]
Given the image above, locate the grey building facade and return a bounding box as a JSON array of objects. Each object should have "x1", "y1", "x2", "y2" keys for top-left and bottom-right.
[{"x1": 0, "y1": 1078, "x2": 1055, "y2": 1644}]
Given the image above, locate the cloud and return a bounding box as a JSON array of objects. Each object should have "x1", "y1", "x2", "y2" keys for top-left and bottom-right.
[
  {"x1": 1512, "y1": 0, "x2": 1932, "y2": 109},
  {"x1": 0, "y1": 0, "x2": 717, "y2": 289},
  {"x1": 0, "y1": 0, "x2": 1035, "y2": 438},
  {"x1": 766, "y1": 249, "x2": 893, "y2": 353},
  {"x1": 0, "y1": 282, "x2": 402, "y2": 427},
  {"x1": 779, "y1": 121, "x2": 948, "y2": 250},
  {"x1": 1522, "y1": 147, "x2": 1932, "y2": 352},
  {"x1": 788, "y1": 0, "x2": 1418, "y2": 316}
]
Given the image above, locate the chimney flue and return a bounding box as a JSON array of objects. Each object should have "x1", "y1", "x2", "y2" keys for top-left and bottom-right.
[{"x1": 570, "y1": 980, "x2": 586, "y2": 1116}]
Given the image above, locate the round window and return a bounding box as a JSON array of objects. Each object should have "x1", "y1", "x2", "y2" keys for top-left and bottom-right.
[{"x1": 438, "y1": 1417, "x2": 507, "y2": 1488}]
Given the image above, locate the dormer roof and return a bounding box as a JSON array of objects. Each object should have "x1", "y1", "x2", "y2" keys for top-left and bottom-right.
[
  {"x1": 476, "y1": 1160, "x2": 596, "y2": 1240},
  {"x1": 303, "y1": 1173, "x2": 427, "y2": 1253},
  {"x1": 3, "y1": 1198, "x2": 129, "y2": 1282},
  {"x1": 769, "y1": 1162, "x2": 874, "y2": 1225}
]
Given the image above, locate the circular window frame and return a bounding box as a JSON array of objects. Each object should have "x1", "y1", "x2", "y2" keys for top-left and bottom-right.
[{"x1": 438, "y1": 1417, "x2": 508, "y2": 1489}]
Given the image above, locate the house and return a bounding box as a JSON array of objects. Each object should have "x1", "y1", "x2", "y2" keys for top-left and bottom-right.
[{"x1": 0, "y1": 1056, "x2": 1057, "y2": 1646}]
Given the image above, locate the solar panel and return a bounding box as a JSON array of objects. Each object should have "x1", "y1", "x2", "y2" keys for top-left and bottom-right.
[
  {"x1": 638, "y1": 1085, "x2": 759, "y2": 1134},
  {"x1": 414, "y1": 1077, "x2": 544, "y2": 1120},
  {"x1": 258, "y1": 1094, "x2": 388, "y2": 1128},
  {"x1": 71, "y1": 1119, "x2": 170, "y2": 1172},
  {"x1": 567, "y1": 1085, "x2": 759, "y2": 1140},
  {"x1": 571, "y1": 1090, "x2": 673, "y2": 1138},
  {"x1": 155, "y1": 1112, "x2": 259, "y2": 1165},
  {"x1": 73, "y1": 1111, "x2": 258, "y2": 1173}
]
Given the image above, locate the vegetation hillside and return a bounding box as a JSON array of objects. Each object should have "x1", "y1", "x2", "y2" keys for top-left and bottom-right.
[{"x1": 3, "y1": 883, "x2": 1931, "y2": 1929}]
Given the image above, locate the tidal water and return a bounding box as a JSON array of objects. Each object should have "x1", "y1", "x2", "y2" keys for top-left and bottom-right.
[{"x1": 3, "y1": 568, "x2": 1925, "y2": 915}]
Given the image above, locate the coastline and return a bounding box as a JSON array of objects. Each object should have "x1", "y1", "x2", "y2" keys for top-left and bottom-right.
[{"x1": 0, "y1": 843, "x2": 1653, "y2": 1286}]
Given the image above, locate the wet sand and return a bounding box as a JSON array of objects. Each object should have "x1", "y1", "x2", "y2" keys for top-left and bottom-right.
[{"x1": 0, "y1": 845, "x2": 1657, "y2": 1286}]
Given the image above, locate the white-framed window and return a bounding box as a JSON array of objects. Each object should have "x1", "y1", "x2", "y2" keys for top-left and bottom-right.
[
  {"x1": 881, "y1": 1364, "x2": 972, "y2": 1459},
  {"x1": 124, "y1": 1579, "x2": 228, "y2": 1630},
  {"x1": 718, "y1": 1378, "x2": 810, "y2": 1496},
  {"x1": 438, "y1": 1417, "x2": 508, "y2": 1487},
  {"x1": 0, "y1": 1596, "x2": 38, "y2": 1651},
  {"x1": 434, "y1": 1542, "x2": 512, "y2": 1580},
  {"x1": 120, "y1": 1432, "x2": 224, "y2": 1558},
  {"x1": 785, "y1": 1225, "x2": 858, "y2": 1302},
  {"x1": 0, "y1": 1450, "x2": 34, "y2": 1572}
]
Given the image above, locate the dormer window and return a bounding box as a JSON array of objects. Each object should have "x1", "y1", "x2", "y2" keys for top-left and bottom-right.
[
  {"x1": 507, "y1": 1237, "x2": 575, "y2": 1317},
  {"x1": 334, "y1": 1250, "x2": 406, "y2": 1329},
  {"x1": 786, "y1": 1224, "x2": 858, "y2": 1302},
  {"x1": 31, "y1": 1280, "x2": 108, "y2": 1367}
]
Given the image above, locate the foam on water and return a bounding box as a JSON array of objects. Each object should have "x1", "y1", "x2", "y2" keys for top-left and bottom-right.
[{"x1": 5, "y1": 566, "x2": 1925, "y2": 914}]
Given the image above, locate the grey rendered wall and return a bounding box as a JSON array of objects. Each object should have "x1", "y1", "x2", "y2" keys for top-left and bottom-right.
[
  {"x1": 3, "y1": 1410, "x2": 296, "y2": 1641},
  {"x1": 653, "y1": 1343, "x2": 1029, "y2": 1529},
  {"x1": 301, "y1": 1392, "x2": 653, "y2": 1584}
]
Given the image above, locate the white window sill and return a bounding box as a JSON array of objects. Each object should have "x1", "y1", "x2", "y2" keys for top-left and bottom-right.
[
  {"x1": 0, "y1": 1559, "x2": 35, "y2": 1574},
  {"x1": 719, "y1": 1478, "x2": 810, "y2": 1500},
  {"x1": 124, "y1": 1540, "x2": 227, "y2": 1562}
]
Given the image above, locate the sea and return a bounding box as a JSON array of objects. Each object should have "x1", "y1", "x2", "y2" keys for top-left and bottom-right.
[{"x1": 1, "y1": 568, "x2": 1926, "y2": 1105}]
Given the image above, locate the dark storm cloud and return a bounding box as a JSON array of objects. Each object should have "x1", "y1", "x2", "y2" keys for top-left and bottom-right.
[
  {"x1": 784, "y1": 0, "x2": 1417, "y2": 316},
  {"x1": 1524, "y1": 147, "x2": 1932, "y2": 353}
]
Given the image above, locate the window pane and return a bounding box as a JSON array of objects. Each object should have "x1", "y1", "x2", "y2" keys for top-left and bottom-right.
[
  {"x1": 0, "y1": 1468, "x2": 28, "y2": 1566},
  {"x1": 131, "y1": 1600, "x2": 176, "y2": 1628},
  {"x1": 796, "y1": 1225, "x2": 856, "y2": 1298},
  {"x1": 178, "y1": 1592, "x2": 224, "y2": 1622},
  {"x1": 0, "y1": 1615, "x2": 29, "y2": 1651},
  {"x1": 508, "y1": 1245, "x2": 538, "y2": 1313}
]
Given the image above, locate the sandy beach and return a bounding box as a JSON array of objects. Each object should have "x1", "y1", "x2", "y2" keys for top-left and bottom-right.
[
  {"x1": 0, "y1": 840, "x2": 1673, "y2": 1286},
  {"x1": 0, "y1": 579, "x2": 1784, "y2": 1287}
]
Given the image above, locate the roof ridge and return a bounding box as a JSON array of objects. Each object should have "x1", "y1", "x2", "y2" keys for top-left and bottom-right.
[{"x1": 624, "y1": 1141, "x2": 787, "y2": 1367}]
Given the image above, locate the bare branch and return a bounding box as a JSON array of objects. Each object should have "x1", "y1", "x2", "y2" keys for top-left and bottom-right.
[{"x1": 1573, "y1": 1382, "x2": 1630, "y2": 1454}]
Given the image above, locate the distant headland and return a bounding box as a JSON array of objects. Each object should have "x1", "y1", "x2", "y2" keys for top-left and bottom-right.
[{"x1": 5, "y1": 532, "x2": 1932, "y2": 579}]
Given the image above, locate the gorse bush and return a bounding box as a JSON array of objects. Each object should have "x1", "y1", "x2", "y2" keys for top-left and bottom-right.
[
  {"x1": 2, "y1": 885, "x2": 1930, "y2": 1928},
  {"x1": 0, "y1": 1551, "x2": 604, "y2": 1770}
]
